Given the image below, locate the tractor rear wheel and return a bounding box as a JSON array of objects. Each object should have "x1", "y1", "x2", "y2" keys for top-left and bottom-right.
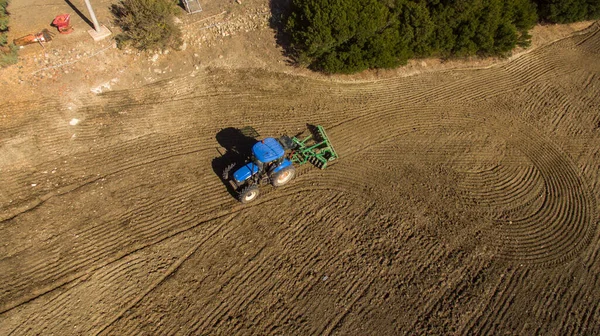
[
  {"x1": 271, "y1": 166, "x2": 296, "y2": 187},
  {"x1": 222, "y1": 163, "x2": 236, "y2": 180},
  {"x1": 238, "y1": 185, "x2": 260, "y2": 203}
]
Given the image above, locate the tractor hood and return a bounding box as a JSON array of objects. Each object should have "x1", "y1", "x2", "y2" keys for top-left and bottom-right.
[
  {"x1": 253, "y1": 138, "x2": 285, "y2": 163},
  {"x1": 233, "y1": 163, "x2": 260, "y2": 183}
]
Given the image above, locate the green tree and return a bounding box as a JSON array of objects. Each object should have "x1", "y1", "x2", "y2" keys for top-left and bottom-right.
[
  {"x1": 1, "y1": 0, "x2": 10, "y2": 37},
  {"x1": 426, "y1": 0, "x2": 536, "y2": 56},
  {"x1": 589, "y1": 0, "x2": 600, "y2": 18},
  {"x1": 533, "y1": 0, "x2": 600, "y2": 23},
  {"x1": 398, "y1": 1, "x2": 434, "y2": 56},
  {"x1": 0, "y1": 0, "x2": 18, "y2": 67},
  {"x1": 112, "y1": 0, "x2": 182, "y2": 51}
]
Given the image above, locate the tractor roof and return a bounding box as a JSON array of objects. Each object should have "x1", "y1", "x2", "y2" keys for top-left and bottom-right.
[{"x1": 253, "y1": 137, "x2": 285, "y2": 163}]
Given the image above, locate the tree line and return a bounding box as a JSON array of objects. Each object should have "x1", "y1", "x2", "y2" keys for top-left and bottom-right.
[{"x1": 284, "y1": 0, "x2": 600, "y2": 73}]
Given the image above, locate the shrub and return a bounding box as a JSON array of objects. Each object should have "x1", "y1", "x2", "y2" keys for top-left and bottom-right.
[
  {"x1": 0, "y1": 43, "x2": 18, "y2": 67},
  {"x1": 112, "y1": 0, "x2": 182, "y2": 51},
  {"x1": 0, "y1": 0, "x2": 18, "y2": 67},
  {"x1": 1, "y1": 0, "x2": 10, "y2": 41}
]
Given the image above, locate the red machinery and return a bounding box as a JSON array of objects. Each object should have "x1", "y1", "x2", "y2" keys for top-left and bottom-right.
[
  {"x1": 52, "y1": 14, "x2": 74, "y2": 34},
  {"x1": 13, "y1": 29, "x2": 54, "y2": 47}
]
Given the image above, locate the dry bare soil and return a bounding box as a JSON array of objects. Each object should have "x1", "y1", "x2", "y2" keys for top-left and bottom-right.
[{"x1": 1, "y1": 0, "x2": 600, "y2": 334}]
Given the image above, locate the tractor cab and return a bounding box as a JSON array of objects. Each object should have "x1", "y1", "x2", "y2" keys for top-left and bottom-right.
[
  {"x1": 252, "y1": 137, "x2": 286, "y2": 168},
  {"x1": 231, "y1": 138, "x2": 290, "y2": 183}
]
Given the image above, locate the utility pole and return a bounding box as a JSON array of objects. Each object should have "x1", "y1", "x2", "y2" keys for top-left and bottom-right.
[
  {"x1": 84, "y1": 0, "x2": 102, "y2": 32},
  {"x1": 83, "y1": 0, "x2": 112, "y2": 41}
]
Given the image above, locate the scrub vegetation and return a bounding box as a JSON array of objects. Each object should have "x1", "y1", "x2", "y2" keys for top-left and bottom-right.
[{"x1": 0, "y1": 0, "x2": 18, "y2": 67}]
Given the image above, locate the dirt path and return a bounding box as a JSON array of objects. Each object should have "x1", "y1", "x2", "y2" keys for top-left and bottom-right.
[{"x1": 1, "y1": 1, "x2": 600, "y2": 334}]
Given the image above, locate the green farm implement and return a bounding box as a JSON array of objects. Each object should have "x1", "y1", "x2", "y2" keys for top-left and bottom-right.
[{"x1": 287, "y1": 125, "x2": 338, "y2": 169}]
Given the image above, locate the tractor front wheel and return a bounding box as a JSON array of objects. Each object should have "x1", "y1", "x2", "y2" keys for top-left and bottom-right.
[
  {"x1": 272, "y1": 166, "x2": 296, "y2": 187},
  {"x1": 238, "y1": 185, "x2": 260, "y2": 203}
]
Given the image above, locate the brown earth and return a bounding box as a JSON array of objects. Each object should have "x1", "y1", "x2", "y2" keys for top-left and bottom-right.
[{"x1": 1, "y1": 0, "x2": 600, "y2": 334}]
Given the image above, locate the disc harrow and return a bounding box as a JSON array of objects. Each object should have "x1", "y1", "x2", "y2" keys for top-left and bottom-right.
[{"x1": 290, "y1": 125, "x2": 338, "y2": 169}]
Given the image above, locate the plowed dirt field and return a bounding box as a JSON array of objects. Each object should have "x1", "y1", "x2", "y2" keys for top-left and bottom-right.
[{"x1": 1, "y1": 2, "x2": 600, "y2": 334}]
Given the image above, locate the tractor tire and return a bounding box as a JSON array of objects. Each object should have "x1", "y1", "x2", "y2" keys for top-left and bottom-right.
[
  {"x1": 222, "y1": 163, "x2": 236, "y2": 180},
  {"x1": 271, "y1": 166, "x2": 296, "y2": 187},
  {"x1": 238, "y1": 185, "x2": 260, "y2": 203}
]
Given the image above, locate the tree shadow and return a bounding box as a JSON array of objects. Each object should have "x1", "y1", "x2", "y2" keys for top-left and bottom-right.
[
  {"x1": 268, "y1": 0, "x2": 297, "y2": 66},
  {"x1": 63, "y1": 0, "x2": 94, "y2": 29},
  {"x1": 211, "y1": 127, "x2": 260, "y2": 198}
]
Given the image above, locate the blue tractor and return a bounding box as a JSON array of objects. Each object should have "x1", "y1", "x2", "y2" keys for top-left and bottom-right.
[{"x1": 222, "y1": 125, "x2": 338, "y2": 203}]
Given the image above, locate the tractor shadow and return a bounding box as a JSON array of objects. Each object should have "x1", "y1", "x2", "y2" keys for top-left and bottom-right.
[{"x1": 212, "y1": 127, "x2": 260, "y2": 198}]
